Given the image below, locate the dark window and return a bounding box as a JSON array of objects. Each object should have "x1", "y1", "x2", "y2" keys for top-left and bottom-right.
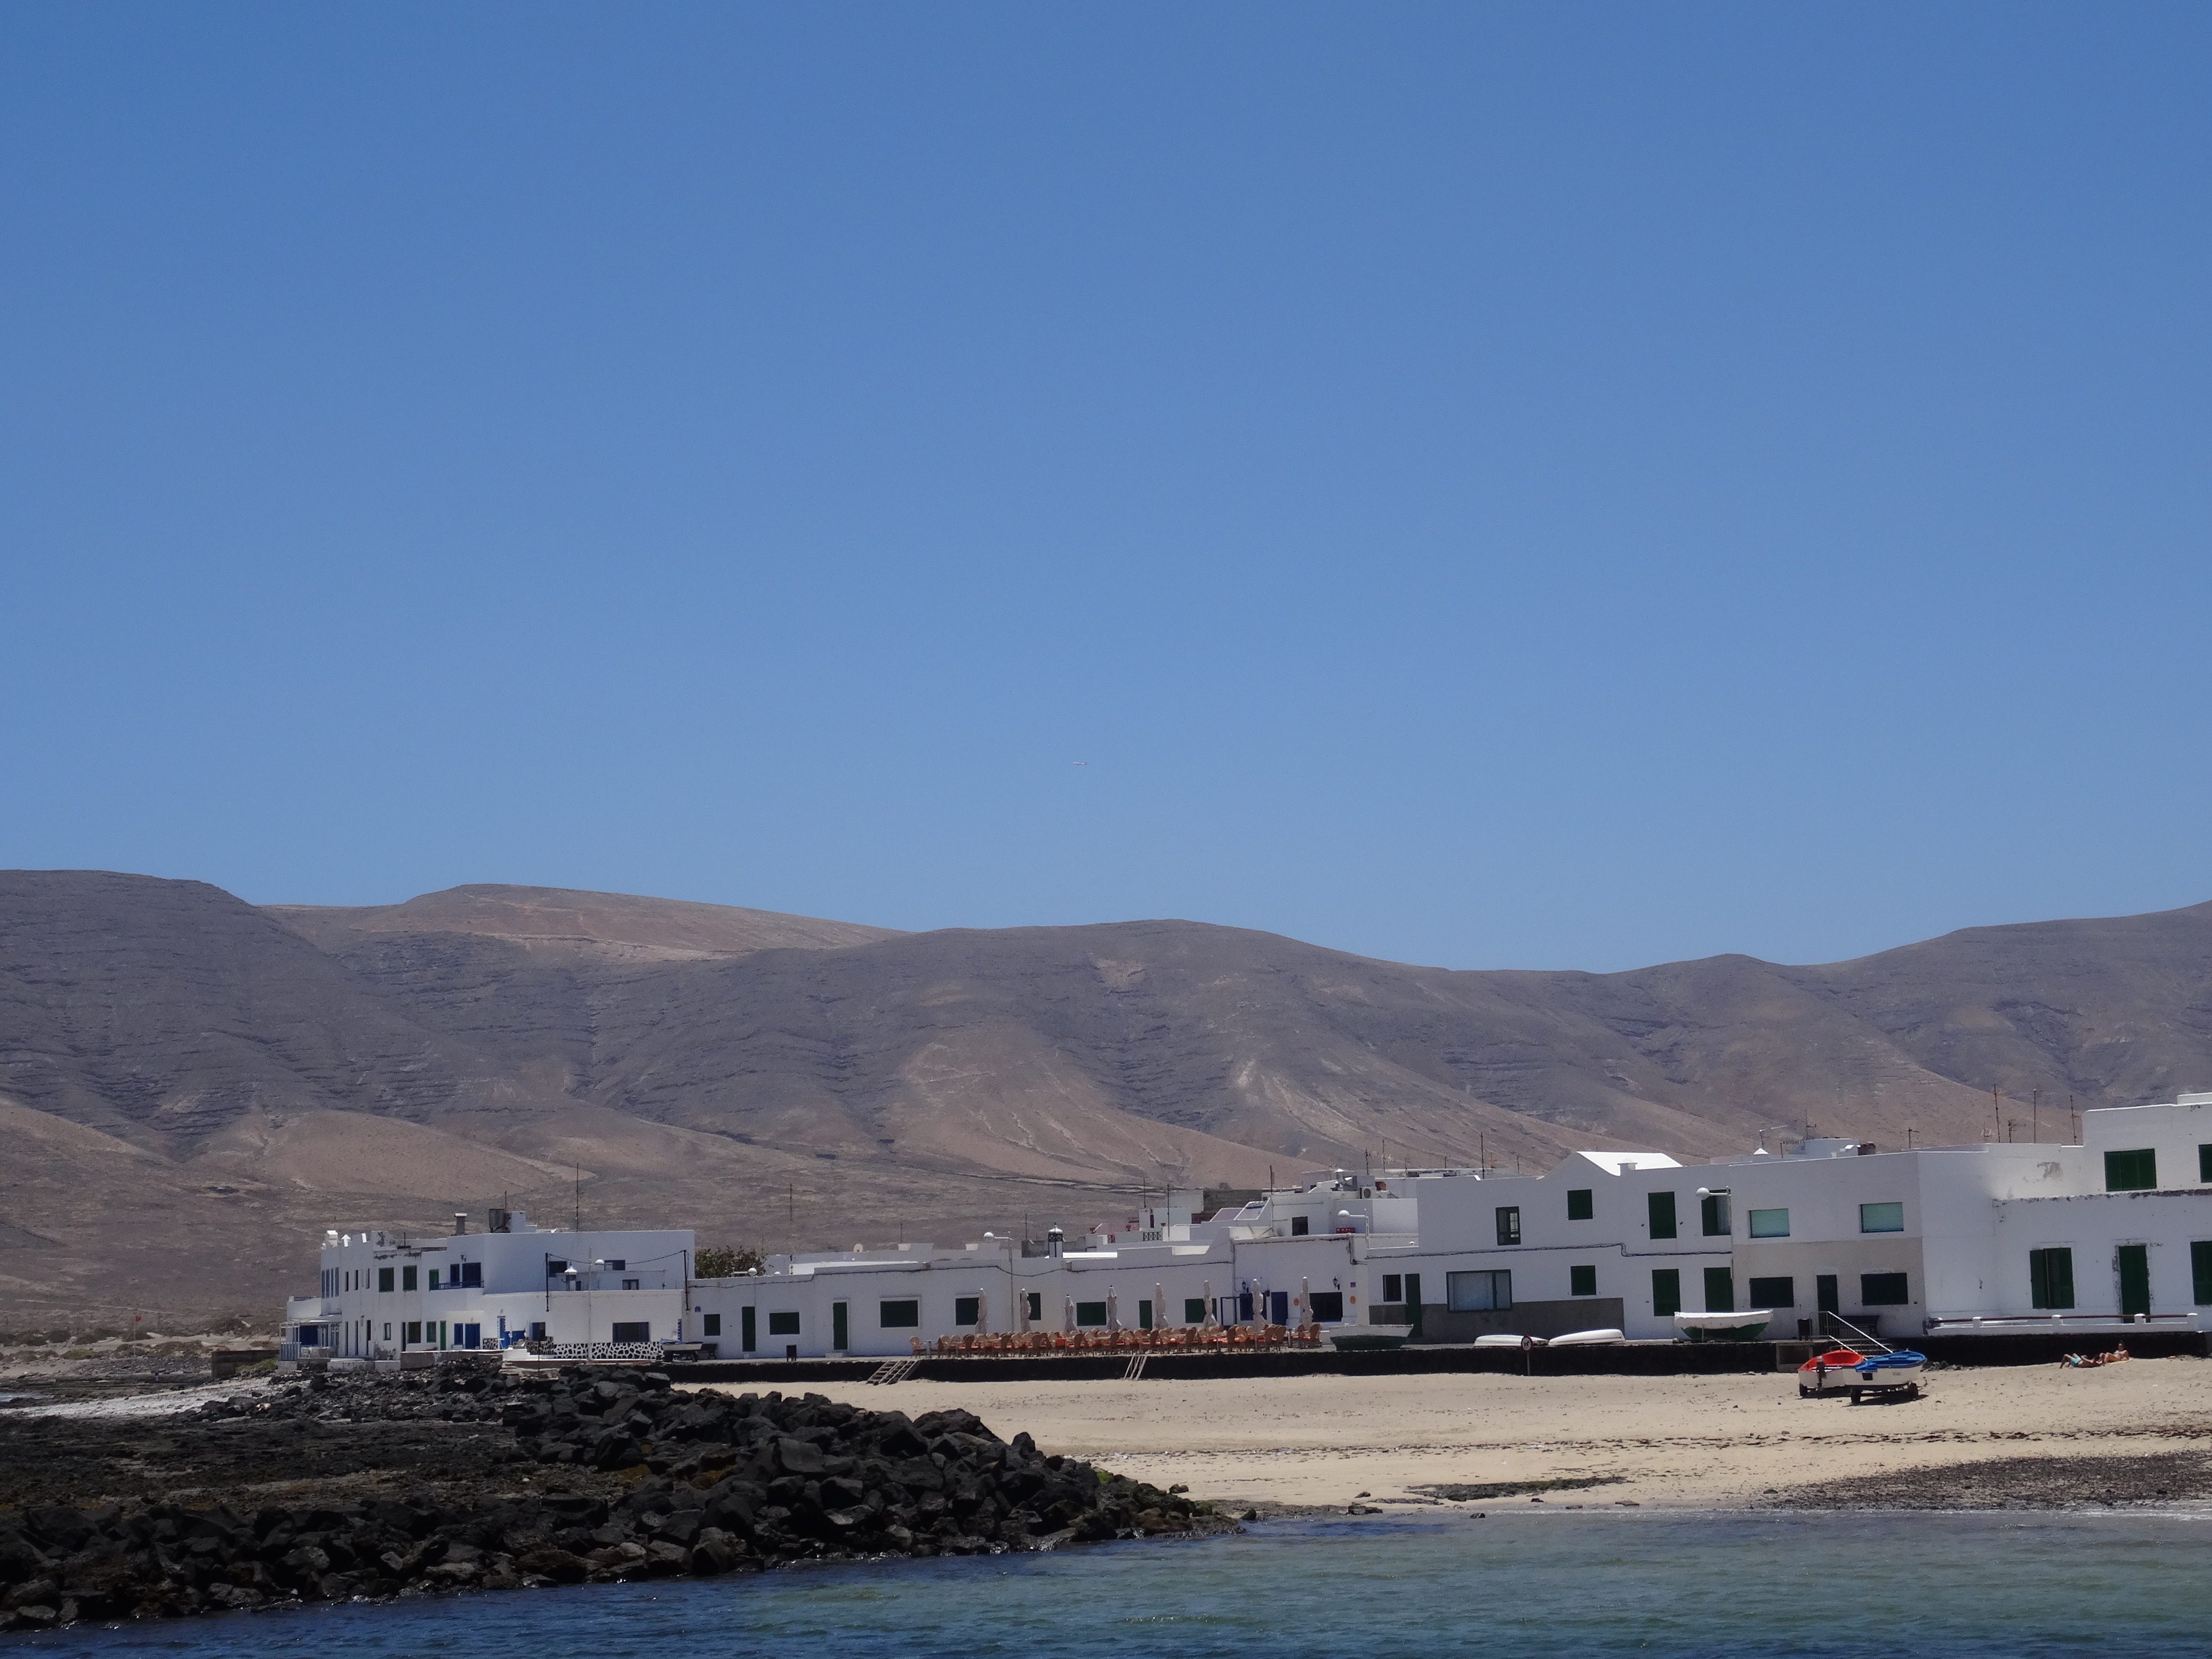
[
  {"x1": 1700, "y1": 1194, "x2": 1730, "y2": 1237},
  {"x1": 378, "y1": 1267, "x2": 394, "y2": 1293},
  {"x1": 703, "y1": 1313, "x2": 722, "y2": 1336},
  {"x1": 1075, "y1": 1301, "x2": 1108, "y2": 1328},
  {"x1": 457, "y1": 1262, "x2": 483, "y2": 1288},
  {"x1": 1648, "y1": 1192, "x2": 1677, "y2": 1240},
  {"x1": 605, "y1": 1260, "x2": 626, "y2": 1272},
  {"x1": 955, "y1": 1296, "x2": 981, "y2": 1327},
  {"x1": 2105, "y1": 1149, "x2": 2158, "y2": 1192},
  {"x1": 1184, "y1": 1297, "x2": 1206, "y2": 1324},
  {"x1": 1496, "y1": 1206, "x2": 1522, "y2": 1246},
  {"x1": 1747, "y1": 1276, "x2": 1795, "y2": 1308},
  {"x1": 530, "y1": 1321, "x2": 546, "y2": 1341},
  {"x1": 2201, "y1": 1146, "x2": 2212, "y2": 1185},
  {"x1": 1309, "y1": 1292, "x2": 1345, "y2": 1321},
  {"x1": 2118, "y1": 1244, "x2": 2151, "y2": 1318},
  {"x1": 2029, "y1": 1249, "x2": 2075, "y2": 1310},
  {"x1": 1447, "y1": 1269, "x2": 1511, "y2": 1312},
  {"x1": 428, "y1": 1269, "x2": 440, "y2": 1290},
  {"x1": 1703, "y1": 1266, "x2": 1734, "y2": 1313},
  {"x1": 1138, "y1": 1300, "x2": 1154, "y2": 1330},
  {"x1": 1569, "y1": 1265, "x2": 1598, "y2": 1297},
  {"x1": 1382, "y1": 1274, "x2": 1403, "y2": 1303},
  {"x1": 404, "y1": 1321, "x2": 422, "y2": 1345},
  {"x1": 768, "y1": 1310, "x2": 800, "y2": 1335},
  {"x1": 1860, "y1": 1272, "x2": 1910, "y2": 1306},
  {"x1": 544, "y1": 1259, "x2": 567, "y2": 1276},
  {"x1": 611, "y1": 1321, "x2": 651, "y2": 1343},
  {"x1": 1290, "y1": 1215, "x2": 1309, "y2": 1236},
  {"x1": 2193, "y1": 1241, "x2": 2212, "y2": 1306},
  {"x1": 1566, "y1": 1188, "x2": 1594, "y2": 1221},
  {"x1": 879, "y1": 1299, "x2": 920, "y2": 1328},
  {"x1": 402, "y1": 1265, "x2": 417, "y2": 1292},
  {"x1": 1652, "y1": 1268, "x2": 1682, "y2": 1317},
  {"x1": 1025, "y1": 1292, "x2": 1042, "y2": 1322}
]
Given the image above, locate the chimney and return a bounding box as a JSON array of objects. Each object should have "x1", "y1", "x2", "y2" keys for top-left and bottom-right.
[{"x1": 453, "y1": 1212, "x2": 468, "y2": 1235}]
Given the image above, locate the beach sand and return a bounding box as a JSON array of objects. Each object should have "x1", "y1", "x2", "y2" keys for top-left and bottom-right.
[{"x1": 707, "y1": 1357, "x2": 2212, "y2": 1512}]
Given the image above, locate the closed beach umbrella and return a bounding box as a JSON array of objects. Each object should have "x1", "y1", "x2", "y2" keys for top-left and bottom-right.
[
  {"x1": 1301, "y1": 1277, "x2": 1310, "y2": 1324},
  {"x1": 1107, "y1": 1286, "x2": 1120, "y2": 1331},
  {"x1": 1201, "y1": 1280, "x2": 1217, "y2": 1328},
  {"x1": 976, "y1": 1289, "x2": 990, "y2": 1335},
  {"x1": 1063, "y1": 1295, "x2": 1075, "y2": 1333},
  {"x1": 1155, "y1": 1281, "x2": 1167, "y2": 1331},
  {"x1": 1017, "y1": 1285, "x2": 1030, "y2": 1333}
]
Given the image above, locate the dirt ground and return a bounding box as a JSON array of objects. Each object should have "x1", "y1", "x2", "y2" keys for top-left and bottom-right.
[{"x1": 736, "y1": 1356, "x2": 2212, "y2": 1513}]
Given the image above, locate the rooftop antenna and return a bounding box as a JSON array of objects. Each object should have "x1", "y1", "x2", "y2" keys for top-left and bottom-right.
[{"x1": 2032, "y1": 1089, "x2": 2041, "y2": 1142}]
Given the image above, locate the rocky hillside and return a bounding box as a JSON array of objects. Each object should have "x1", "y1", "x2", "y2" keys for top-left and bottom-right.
[{"x1": 3, "y1": 869, "x2": 2209, "y2": 1326}]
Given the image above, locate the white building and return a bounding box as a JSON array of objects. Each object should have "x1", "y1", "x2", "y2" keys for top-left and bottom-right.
[
  {"x1": 687, "y1": 1095, "x2": 2212, "y2": 1357},
  {"x1": 282, "y1": 1209, "x2": 694, "y2": 1359}
]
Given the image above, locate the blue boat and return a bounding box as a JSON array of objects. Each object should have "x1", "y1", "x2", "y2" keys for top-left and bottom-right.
[{"x1": 1851, "y1": 1349, "x2": 1927, "y2": 1393}]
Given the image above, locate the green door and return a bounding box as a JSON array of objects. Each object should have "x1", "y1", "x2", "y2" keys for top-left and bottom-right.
[
  {"x1": 2117, "y1": 1245, "x2": 2151, "y2": 1318},
  {"x1": 741, "y1": 1305, "x2": 756, "y2": 1353},
  {"x1": 1404, "y1": 1273, "x2": 1423, "y2": 1341},
  {"x1": 832, "y1": 1300, "x2": 849, "y2": 1350},
  {"x1": 1703, "y1": 1267, "x2": 1734, "y2": 1313}
]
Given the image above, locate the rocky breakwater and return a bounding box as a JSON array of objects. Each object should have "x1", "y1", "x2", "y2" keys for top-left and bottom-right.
[{"x1": 0, "y1": 1365, "x2": 1222, "y2": 1631}]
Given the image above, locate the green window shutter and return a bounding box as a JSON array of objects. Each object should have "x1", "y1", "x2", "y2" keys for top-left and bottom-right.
[
  {"x1": 1860, "y1": 1272, "x2": 1909, "y2": 1305},
  {"x1": 1746, "y1": 1276, "x2": 1794, "y2": 1308},
  {"x1": 2029, "y1": 1248, "x2": 2074, "y2": 1310},
  {"x1": 1075, "y1": 1301, "x2": 1107, "y2": 1327},
  {"x1": 1566, "y1": 1188, "x2": 1594, "y2": 1221},
  {"x1": 1703, "y1": 1266, "x2": 1733, "y2": 1313},
  {"x1": 2192, "y1": 1241, "x2": 2212, "y2": 1307},
  {"x1": 2029, "y1": 1249, "x2": 2050, "y2": 1310},
  {"x1": 2104, "y1": 1149, "x2": 2158, "y2": 1191},
  {"x1": 1569, "y1": 1265, "x2": 1597, "y2": 1297},
  {"x1": 1652, "y1": 1268, "x2": 1682, "y2": 1317},
  {"x1": 2117, "y1": 1246, "x2": 2151, "y2": 1318},
  {"x1": 1184, "y1": 1297, "x2": 1207, "y2": 1324},
  {"x1": 1648, "y1": 1191, "x2": 1677, "y2": 1240}
]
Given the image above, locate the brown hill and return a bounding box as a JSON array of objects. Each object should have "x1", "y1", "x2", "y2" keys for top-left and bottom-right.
[{"x1": 4, "y1": 870, "x2": 2209, "y2": 1330}]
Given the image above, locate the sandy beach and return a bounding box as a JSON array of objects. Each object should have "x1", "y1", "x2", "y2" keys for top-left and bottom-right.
[{"x1": 712, "y1": 1357, "x2": 2212, "y2": 1512}]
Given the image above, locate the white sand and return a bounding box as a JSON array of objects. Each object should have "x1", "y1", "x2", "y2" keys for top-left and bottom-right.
[{"x1": 709, "y1": 1358, "x2": 2212, "y2": 1510}]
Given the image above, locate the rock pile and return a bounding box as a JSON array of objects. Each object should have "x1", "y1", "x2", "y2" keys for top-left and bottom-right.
[{"x1": 0, "y1": 1366, "x2": 1221, "y2": 1630}]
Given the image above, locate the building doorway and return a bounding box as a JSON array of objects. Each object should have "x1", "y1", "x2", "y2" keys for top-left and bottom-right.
[{"x1": 2118, "y1": 1245, "x2": 2151, "y2": 1318}]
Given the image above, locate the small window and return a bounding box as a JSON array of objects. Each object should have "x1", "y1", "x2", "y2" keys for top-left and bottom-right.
[
  {"x1": 1184, "y1": 1297, "x2": 1206, "y2": 1324},
  {"x1": 879, "y1": 1299, "x2": 920, "y2": 1328},
  {"x1": 457, "y1": 1262, "x2": 483, "y2": 1288},
  {"x1": 404, "y1": 1321, "x2": 422, "y2": 1345},
  {"x1": 1025, "y1": 1292, "x2": 1042, "y2": 1322},
  {"x1": 1496, "y1": 1206, "x2": 1522, "y2": 1246},
  {"x1": 378, "y1": 1267, "x2": 395, "y2": 1293},
  {"x1": 1382, "y1": 1274, "x2": 1403, "y2": 1303},
  {"x1": 2200, "y1": 1145, "x2": 2212, "y2": 1185},
  {"x1": 954, "y1": 1296, "x2": 981, "y2": 1326},
  {"x1": 1651, "y1": 1268, "x2": 1682, "y2": 1317},
  {"x1": 2193, "y1": 1241, "x2": 2212, "y2": 1307},
  {"x1": 428, "y1": 1269, "x2": 441, "y2": 1290},
  {"x1": 1289, "y1": 1215, "x2": 1309, "y2": 1236},
  {"x1": 768, "y1": 1310, "x2": 800, "y2": 1335},
  {"x1": 1447, "y1": 1269, "x2": 1512, "y2": 1312},
  {"x1": 2106, "y1": 1149, "x2": 2158, "y2": 1192},
  {"x1": 402, "y1": 1265, "x2": 418, "y2": 1292},
  {"x1": 2029, "y1": 1248, "x2": 2075, "y2": 1310},
  {"x1": 1703, "y1": 1267, "x2": 1734, "y2": 1313},
  {"x1": 1747, "y1": 1276, "x2": 1794, "y2": 1307},
  {"x1": 382, "y1": 1322, "x2": 392, "y2": 1339},
  {"x1": 1309, "y1": 1292, "x2": 1345, "y2": 1322},
  {"x1": 703, "y1": 1313, "x2": 722, "y2": 1336},
  {"x1": 611, "y1": 1321, "x2": 651, "y2": 1343},
  {"x1": 1648, "y1": 1192, "x2": 1677, "y2": 1240},
  {"x1": 1700, "y1": 1194, "x2": 1730, "y2": 1237},
  {"x1": 1075, "y1": 1301, "x2": 1108, "y2": 1327},
  {"x1": 1860, "y1": 1272, "x2": 1909, "y2": 1305},
  {"x1": 1566, "y1": 1188, "x2": 1594, "y2": 1222},
  {"x1": 622, "y1": 1278, "x2": 640, "y2": 1291},
  {"x1": 544, "y1": 1258, "x2": 567, "y2": 1276},
  {"x1": 1747, "y1": 1208, "x2": 1790, "y2": 1238},
  {"x1": 1860, "y1": 1202, "x2": 1905, "y2": 1234},
  {"x1": 1569, "y1": 1264, "x2": 1598, "y2": 1297},
  {"x1": 605, "y1": 1259, "x2": 626, "y2": 1272},
  {"x1": 529, "y1": 1321, "x2": 547, "y2": 1341}
]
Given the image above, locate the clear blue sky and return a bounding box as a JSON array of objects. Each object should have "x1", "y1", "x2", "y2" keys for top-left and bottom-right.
[{"x1": 5, "y1": 5, "x2": 2208, "y2": 972}]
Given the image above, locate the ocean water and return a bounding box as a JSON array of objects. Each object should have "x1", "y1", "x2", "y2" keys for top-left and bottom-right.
[{"x1": 11, "y1": 1510, "x2": 2212, "y2": 1657}]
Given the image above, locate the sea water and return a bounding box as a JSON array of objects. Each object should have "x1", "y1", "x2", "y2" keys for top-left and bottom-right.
[{"x1": 10, "y1": 1510, "x2": 2212, "y2": 1657}]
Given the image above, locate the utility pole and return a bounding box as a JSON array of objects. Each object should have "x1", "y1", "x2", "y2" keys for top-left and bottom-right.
[{"x1": 2033, "y1": 1089, "x2": 2041, "y2": 1141}]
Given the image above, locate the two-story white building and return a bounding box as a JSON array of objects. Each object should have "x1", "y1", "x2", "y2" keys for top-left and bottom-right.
[{"x1": 282, "y1": 1209, "x2": 693, "y2": 1359}]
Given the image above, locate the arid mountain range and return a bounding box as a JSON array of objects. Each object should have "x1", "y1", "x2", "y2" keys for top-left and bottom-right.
[{"x1": 4, "y1": 870, "x2": 2211, "y2": 1329}]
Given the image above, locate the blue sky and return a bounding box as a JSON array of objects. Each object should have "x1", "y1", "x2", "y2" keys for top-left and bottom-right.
[{"x1": 4, "y1": 5, "x2": 2209, "y2": 972}]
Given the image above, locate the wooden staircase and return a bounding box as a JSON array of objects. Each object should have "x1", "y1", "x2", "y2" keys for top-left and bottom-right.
[{"x1": 865, "y1": 1356, "x2": 920, "y2": 1385}]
